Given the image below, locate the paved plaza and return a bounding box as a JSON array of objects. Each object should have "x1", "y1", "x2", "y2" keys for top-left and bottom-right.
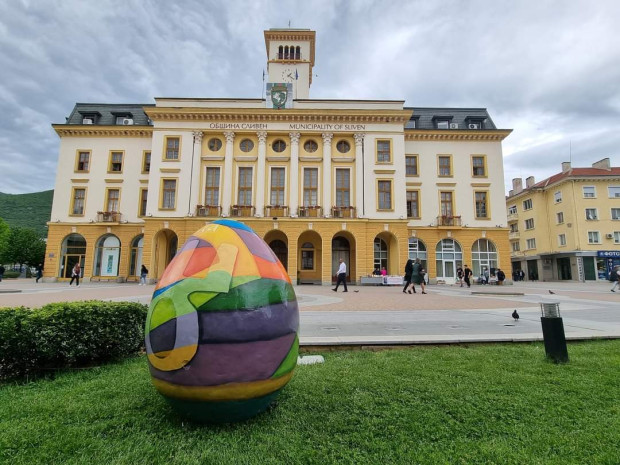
[{"x1": 1, "y1": 279, "x2": 618, "y2": 345}]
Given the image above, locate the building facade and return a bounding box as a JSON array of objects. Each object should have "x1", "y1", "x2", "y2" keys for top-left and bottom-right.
[
  {"x1": 506, "y1": 159, "x2": 620, "y2": 281},
  {"x1": 45, "y1": 28, "x2": 512, "y2": 284}
]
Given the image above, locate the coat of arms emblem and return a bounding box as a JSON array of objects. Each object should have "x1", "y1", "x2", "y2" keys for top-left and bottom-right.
[{"x1": 270, "y1": 83, "x2": 288, "y2": 109}]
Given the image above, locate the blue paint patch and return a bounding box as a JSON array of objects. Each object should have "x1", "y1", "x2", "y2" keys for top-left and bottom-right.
[{"x1": 212, "y1": 219, "x2": 254, "y2": 233}]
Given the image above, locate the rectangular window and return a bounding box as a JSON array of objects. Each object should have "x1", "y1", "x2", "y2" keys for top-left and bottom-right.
[
  {"x1": 510, "y1": 223, "x2": 518, "y2": 233},
  {"x1": 588, "y1": 231, "x2": 600, "y2": 244},
  {"x1": 165, "y1": 137, "x2": 180, "y2": 160},
  {"x1": 270, "y1": 167, "x2": 285, "y2": 206},
  {"x1": 301, "y1": 250, "x2": 314, "y2": 270},
  {"x1": 525, "y1": 218, "x2": 534, "y2": 230},
  {"x1": 205, "y1": 167, "x2": 220, "y2": 206},
  {"x1": 162, "y1": 179, "x2": 176, "y2": 209},
  {"x1": 440, "y1": 191, "x2": 453, "y2": 216},
  {"x1": 335, "y1": 168, "x2": 350, "y2": 207},
  {"x1": 71, "y1": 188, "x2": 86, "y2": 215},
  {"x1": 406, "y1": 190, "x2": 419, "y2": 218},
  {"x1": 472, "y1": 156, "x2": 486, "y2": 177},
  {"x1": 612, "y1": 208, "x2": 620, "y2": 220},
  {"x1": 585, "y1": 208, "x2": 598, "y2": 220},
  {"x1": 508, "y1": 205, "x2": 517, "y2": 215},
  {"x1": 474, "y1": 192, "x2": 488, "y2": 218},
  {"x1": 438, "y1": 156, "x2": 452, "y2": 176},
  {"x1": 523, "y1": 198, "x2": 533, "y2": 210},
  {"x1": 554, "y1": 191, "x2": 562, "y2": 203},
  {"x1": 583, "y1": 186, "x2": 596, "y2": 198},
  {"x1": 303, "y1": 168, "x2": 318, "y2": 206},
  {"x1": 76, "y1": 151, "x2": 90, "y2": 172},
  {"x1": 608, "y1": 186, "x2": 620, "y2": 198},
  {"x1": 436, "y1": 120, "x2": 450, "y2": 129},
  {"x1": 142, "y1": 151, "x2": 151, "y2": 173},
  {"x1": 378, "y1": 180, "x2": 392, "y2": 210},
  {"x1": 109, "y1": 151, "x2": 123, "y2": 172},
  {"x1": 558, "y1": 234, "x2": 566, "y2": 246},
  {"x1": 614, "y1": 231, "x2": 620, "y2": 244},
  {"x1": 139, "y1": 189, "x2": 148, "y2": 217},
  {"x1": 512, "y1": 242, "x2": 520, "y2": 252},
  {"x1": 405, "y1": 155, "x2": 418, "y2": 176},
  {"x1": 526, "y1": 238, "x2": 536, "y2": 250},
  {"x1": 557, "y1": 212, "x2": 564, "y2": 224},
  {"x1": 106, "y1": 189, "x2": 120, "y2": 212},
  {"x1": 377, "y1": 140, "x2": 391, "y2": 163},
  {"x1": 237, "y1": 167, "x2": 253, "y2": 206}
]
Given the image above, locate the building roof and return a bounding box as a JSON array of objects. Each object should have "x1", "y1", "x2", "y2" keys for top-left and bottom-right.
[
  {"x1": 64, "y1": 103, "x2": 154, "y2": 125},
  {"x1": 404, "y1": 107, "x2": 497, "y2": 130}
]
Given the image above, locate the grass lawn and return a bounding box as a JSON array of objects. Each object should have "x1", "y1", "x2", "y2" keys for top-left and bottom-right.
[{"x1": 1, "y1": 341, "x2": 619, "y2": 464}]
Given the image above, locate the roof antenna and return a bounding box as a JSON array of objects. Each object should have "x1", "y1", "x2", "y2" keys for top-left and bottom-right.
[{"x1": 288, "y1": 20, "x2": 291, "y2": 28}]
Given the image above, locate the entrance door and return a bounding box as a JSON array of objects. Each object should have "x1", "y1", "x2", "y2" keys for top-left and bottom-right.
[
  {"x1": 443, "y1": 260, "x2": 455, "y2": 279},
  {"x1": 583, "y1": 257, "x2": 596, "y2": 280},
  {"x1": 557, "y1": 257, "x2": 572, "y2": 280},
  {"x1": 332, "y1": 236, "x2": 351, "y2": 282},
  {"x1": 269, "y1": 240, "x2": 288, "y2": 270},
  {"x1": 63, "y1": 254, "x2": 84, "y2": 278}
]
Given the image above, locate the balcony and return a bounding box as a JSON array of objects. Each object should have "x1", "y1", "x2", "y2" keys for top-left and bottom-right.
[
  {"x1": 509, "y1": 231, "x2": 520, "y2": 240},
  {"x1": 298, "y1": 206, "x2": 323, "y2": 218},
  {"x1": 436, "y1": 215, "x2": 462, "y2": 227},
  {"x1": 331, "y1": 206, "x2": 356, "y2": 218},
  {"x1": 507, "y1": 212, "x2": 518, "y2": 221},
  {"x1": 196, "y1": 205, "x2": 222, "y2": 217},
  {"x1": 264, "y1": 205, "x2": 289, "y2": 218},
  {"x1": 97, "y1": 211, "x2": 120, "y2": 222},
  {"x1": 230, "y1": 205, "x2": 255, "y2": 217}
]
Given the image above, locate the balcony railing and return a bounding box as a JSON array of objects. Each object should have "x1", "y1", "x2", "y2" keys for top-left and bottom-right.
[
  {"x1": 265, "y1": 205, "x2": 289, "y2": 217},
  {"x1": 298, "y1": 206, "x2": 323, "y2": 218},
  {"x1": 436, "y1": 215, "x2": 462, "y2": 227},
  {"x1": 331, "y1": 206, "x2": 356, "y2": 218},
  {"x1": 97, "y1": 211, "x2": 120, "y2": 222},
  {"x1": 231, "y1": 205, "x2": 255, "y2": 217},
  {"x1": 509, "y1": 231, "x2": 520, "y2": 240},
  {"x1": 196, "y1": 205, "x2": 222, "y2": 217}
]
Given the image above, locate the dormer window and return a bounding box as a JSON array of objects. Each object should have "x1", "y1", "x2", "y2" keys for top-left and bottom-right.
[
  {"x1": 114, "y1": 114, "x2": 133, "y2": 125},
  {"x1": 432, "y1": 116, "x2": 453, "y2": 129},
  {"x1": 465, "y1": 117, "x2": 485, "y2": 130},
  {"x1": 80, "y1": 113, "x2": 99, "y2": 124}
]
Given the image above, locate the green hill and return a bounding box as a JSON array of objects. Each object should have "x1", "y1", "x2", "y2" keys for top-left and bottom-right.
[{"x1": 0, "y1": 190, "x2": 54, "y2": 238}]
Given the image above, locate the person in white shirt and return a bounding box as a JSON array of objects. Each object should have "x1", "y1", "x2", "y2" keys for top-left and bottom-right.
[{"x1": 332, "y1": 258, "x2": 348, "y2": 292}]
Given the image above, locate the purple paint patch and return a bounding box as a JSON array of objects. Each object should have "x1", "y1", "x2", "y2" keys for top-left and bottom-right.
[
  {"x1": 179, "y1": 236, "x2": 213, "y2": 253},
  {"x1": 235, "y1": 229, "x2": 278, "y2": 262},
  {"x1": 149, "y1": 332, "x2": 296, "y2": 386}
]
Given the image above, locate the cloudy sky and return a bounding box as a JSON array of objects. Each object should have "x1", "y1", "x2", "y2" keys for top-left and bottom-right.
[{"x1": 1, "y1": 0, "x2": 619, "y2": 195}]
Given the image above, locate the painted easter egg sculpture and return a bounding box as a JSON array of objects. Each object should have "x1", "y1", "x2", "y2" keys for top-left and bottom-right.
[{"x1": 145, "y1": 220, "x2": 299, "y2": 423}]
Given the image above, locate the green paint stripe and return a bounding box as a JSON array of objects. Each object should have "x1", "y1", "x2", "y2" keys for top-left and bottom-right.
[
  {"x1": 196, "y1": 279, "x2": 296, "y2": 312},
  {"x1": 272, "y1": 334, "x2": 299, "y2": 378}
]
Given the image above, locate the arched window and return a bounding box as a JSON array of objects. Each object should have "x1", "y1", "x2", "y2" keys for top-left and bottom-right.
[
  {"x1": 471, "y1": 239, "x2": 498, "y2": 278},
  {"x1": 284, "y1": 46, "x2": 289, "y2": 59},
  {"x1": 408, "y1": 238, "x2": 428, "y2": 272},
  {"x1": 373, "y1": 237, "x2": 388, "y2": 272},
  {"x1": 129, "y1": 235, "x2": 144, "y2": 276},
  {"x1": 60, "y1": 234, "x2": 86, "y2": 278},
  {"x1": 295, "y1": 46, "x2": 301, "y2": 59},
  {"x1": 435, "y1": 239, "x2": 463, "y2": 279},
  {"x1": 93, "y1": 235, "x2": 121, "y2": 277},
  {"x1": 278, "y1": 45, "x2": 283, "y2": 59}
]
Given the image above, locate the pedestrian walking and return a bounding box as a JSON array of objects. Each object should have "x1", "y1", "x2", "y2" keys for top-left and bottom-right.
[
  {"x1": 35, "y1": 263, "x2": 43, "y2": 283},
  {"x1": 610, "y1": 265, "x2": 620, "y2": 292},
  {"x1": 332, "y1": 258, "x2": 348, "y2": 292},
  {"x1": 69, "y1": 262, "x2": 81, "y2": 287},
  {"x1": 456, "y1": 266, "x2": 464, "y2": 287},
  {"x1": 497, "y1": 268, "x2": 505, "y2": 285},
  {"x1": 412, "y1": 258, "x2": 427, "y2": 294},
  {"x1": 0, "y1": 264, "x2": 4, "y2": 282},
  {"x1": 140, "y1": 264, "x2": 148, "y2": 285},
  {"x1": 403, "y1": 258, "x2": 416, "y2": 294},
  {"x1": 464, "y1": 264, "x2": 473, "y2": 288}
]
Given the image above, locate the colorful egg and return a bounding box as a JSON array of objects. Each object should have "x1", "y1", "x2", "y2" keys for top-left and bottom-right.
[{"x1": 145, "y1": 220, "x2": 299, "y2": 423}]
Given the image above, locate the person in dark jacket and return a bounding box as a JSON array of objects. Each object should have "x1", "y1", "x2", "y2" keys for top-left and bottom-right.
[
  {"x1": 464, "y1": 264, "x2": 473, "y2": 288},
  {"x1": 412, "y1": 258, "x2": 427, "y2": 294},
  {"x1": 496, "y1": 268, "x2": 505, "y2": 285},
  {"x1": 403, "y1": 258, "x2": 416, "y2": 294},
  {"x1": 35, "y1": 263, "x2": 43, "y2": 283},
  {"x1": 610, "y1": 265, "x2": 619, "y2": 292},
  {"x1": 0, "y1": 264, "x2": 4, "y2": 282}
]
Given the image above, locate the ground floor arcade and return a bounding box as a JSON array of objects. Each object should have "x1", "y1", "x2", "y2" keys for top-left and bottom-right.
[
  {"x1": 43, "y1": 219, "x2": 510, "y2": 285},
  {"x1": 511, "y1": 250, "x2": 620, "y2": 282}
]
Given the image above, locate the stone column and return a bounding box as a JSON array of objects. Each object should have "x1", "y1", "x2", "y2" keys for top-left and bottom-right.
[
  {"x1": 354, "y1": 133, "x2": 365, "y2": 218},
  {"x1": 222, "y1": 131, "x2": 235, "y2": 216},
  {"x1": 255, "y1": 131, "x2": 268, "y2": 217},
  {"x1": 289, "y1": 132, "x2": 301, "y2": 217},
  {"x1": 191, "y1": 131, "x2": 203, "y2": 215},
  {"x1": 322, "y1": 132, "x2": 333, "y2": 217}
]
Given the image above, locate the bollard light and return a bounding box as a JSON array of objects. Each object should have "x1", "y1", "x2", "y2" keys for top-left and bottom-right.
[{"x1": 540, "y1": 301, "x2": 569, "y2": 363}]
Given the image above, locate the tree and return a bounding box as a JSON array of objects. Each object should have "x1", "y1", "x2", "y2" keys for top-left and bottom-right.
[
  {"x1": 0, "y1": 226, "x2": 46, "y2": 267},
  {"x1": 0, "y1": 217, "x2": 9, "y2": 261}
]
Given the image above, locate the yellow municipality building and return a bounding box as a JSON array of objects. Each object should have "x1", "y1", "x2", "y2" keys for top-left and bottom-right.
[{"x1": 45, "y1": 28, "x2": 512, "y2": 285}]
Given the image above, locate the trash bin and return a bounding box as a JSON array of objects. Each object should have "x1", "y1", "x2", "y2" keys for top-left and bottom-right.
[{"x1": 540, "y1": 302, "x2": 569, "y2": 363}]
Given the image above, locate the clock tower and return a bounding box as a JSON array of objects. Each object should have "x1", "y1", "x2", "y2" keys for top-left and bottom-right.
[{"x1": 264, "y1": 28, "x2": 315, "y2": 104}]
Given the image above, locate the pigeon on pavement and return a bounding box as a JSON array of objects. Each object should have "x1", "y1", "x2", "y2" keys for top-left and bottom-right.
[
  {"x1": 512, "y1": 309, "x2": 520, "y2": 321},
  {"x1": 548, "y1": 290, "x2": 555, "y2": 294}
]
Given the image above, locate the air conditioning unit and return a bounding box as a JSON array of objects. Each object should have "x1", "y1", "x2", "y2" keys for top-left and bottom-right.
[
  {"x1": 606, "y1": 233, "x2": 614, "y2": 239},
  {"x1": 449, "y1": 123, "x2": 458, "y2": 129},
  {"x1": 122, "y1": 118, "x2": 134, "y2": 125},
  {"x1": 82, "y1": 118, "x2": 93, "y2": 124},
  {"x1": 468, "y1": 123, "x2": 479, "y2": 129}
]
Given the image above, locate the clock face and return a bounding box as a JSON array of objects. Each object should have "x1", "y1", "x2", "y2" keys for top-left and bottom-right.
[{"x1": 281, "y1": 68, "x2": 294, "y2": 82}]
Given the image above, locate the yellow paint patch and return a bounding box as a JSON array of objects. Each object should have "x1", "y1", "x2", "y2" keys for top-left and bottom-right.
[{"x1": 148, "y1": 344, "x2": 198, "y2": 371}]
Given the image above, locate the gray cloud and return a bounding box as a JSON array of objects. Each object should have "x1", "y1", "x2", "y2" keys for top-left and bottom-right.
[{"x1": 0, "y1": 0, "x2": 618, "y2": 194}]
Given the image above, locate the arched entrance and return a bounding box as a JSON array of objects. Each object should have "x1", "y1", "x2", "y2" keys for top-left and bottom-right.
[
  {"x1": 374, "y1": 232, "x2": 398, "y2": 274},
  {"x1": 59, "y1": 233, "x2": 86, "y2": 279},
  {"x1": 152, "y1": 229, "x2": 178, "y2": 280},
  {"x1": 93, "y1": 234, "x2": 121, "y2": 277},
  {"x1": 471, "y1": 239, "x2": 498, "y2": 278},
  {"x1": 435, "y1": 238, "x2": 463, "y2": 280},
  {"x1": 297, "y1": 230, "x2": 322, "y2": 284},
  {"x1": 264, "y1": 230, "x2": 288, "y2": 271},
  {"x1": 129, "y1": 235, "x2": 144, "y2": 277},
  {"x1": 408, "y1": 238, "x2": 428, "y2": 274},
  {"x1": 332, "y1": 231, "x2": 356, "y2": 283}
]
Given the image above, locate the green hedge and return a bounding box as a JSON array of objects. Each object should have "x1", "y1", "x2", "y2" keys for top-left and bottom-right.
[
  {"x1": 2, "y1": 271, "x2": 20, "y2": 279},
  {"x1": 0, "y1": 301, "x2": 148, "y2": 380}
]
